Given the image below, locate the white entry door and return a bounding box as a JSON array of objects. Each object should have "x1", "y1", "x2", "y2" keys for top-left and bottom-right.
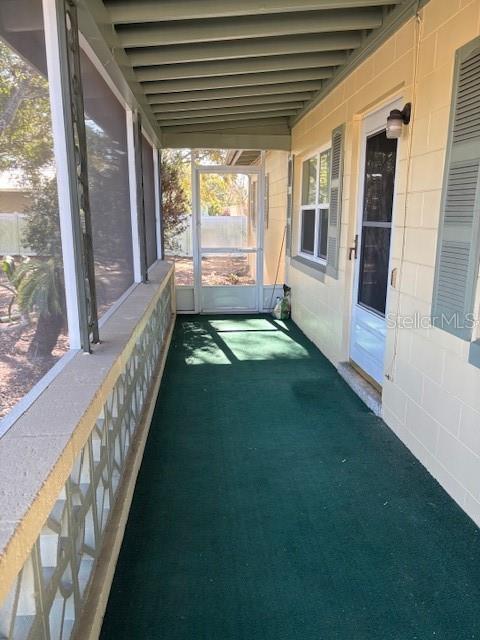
[
  {"x1": 350, "y1": 102, "x2": 400, "y2": 386},
  {"x1": 193, "y1": 165, "x2": 264, "y2": 313}
]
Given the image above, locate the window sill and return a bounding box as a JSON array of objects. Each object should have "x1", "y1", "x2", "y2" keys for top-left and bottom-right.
[
  {"x1": 468, "y1": 340, "x2": 480, "y2": 368},
  {"x1": 290, "y1": 255, "x2": 326, "y2": 282}
]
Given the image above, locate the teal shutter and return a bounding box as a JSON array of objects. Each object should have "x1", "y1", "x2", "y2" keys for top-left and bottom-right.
[
  {"x1": 286, "y1": 154, "x2": 294, "y2": 257},
  {"x1": 432, "y1": 38, "x2": 480, "y2": 340},
  {"x1": 326, "y1": 124, "x2": 345, "y2": 278}
]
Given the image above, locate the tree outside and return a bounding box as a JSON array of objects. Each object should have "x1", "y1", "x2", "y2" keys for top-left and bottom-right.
[
  {"x1": 162, "y1": 149, "x2": 253, "y2": 287},
  {"x1": 0, "y1": 27, "x2": 255, "y2": 418},
  {"x1": 0, "y1": 37, "x2": 68, "y2": 419}
]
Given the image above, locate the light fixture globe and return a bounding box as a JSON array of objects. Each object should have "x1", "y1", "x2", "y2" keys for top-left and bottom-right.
[{"x1": 386, "y1": 103, "x2": 412, "y2": 139}]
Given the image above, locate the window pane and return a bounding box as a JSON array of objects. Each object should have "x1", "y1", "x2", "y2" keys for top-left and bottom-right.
[
  {"x1": 80, "y1": 51, "x2": 134, "y2": 316},
  {"x1": 0, "y1": 1, "x2": 68, "y2": 420},
  {"x1": 201, "y1": 254, "x2": 256, "y2": 285},
  {"x1": 162, "y1": 149, "x2": 193, "y2": 286},
  {"x1": 317, "y1": 209, "x2": 329, "y2": 260},
  {"x1": 301, "y1": 157, "x2": 317, "y2": 205},
  {"x1": 171, "y1": 256, "x2": 194, "y2": 286},
  {"x1": 301, "y1": 209, "x2": 315, "y2": 255},
  {"x1": 318, "y1": 149, "x2": 331, "y2": 205},
  {"x1": 358, "y1": 226, "x2": 391, "y2": 315},
  {"x1": 199, "y1": 173, "x2": 254, "y2": 249},
  {"x1": 363, "y1": 131, "x2": 397, "y2": 222},
  {"x1": 142, "y1": 135, "x2": 157, "y2": 268}
]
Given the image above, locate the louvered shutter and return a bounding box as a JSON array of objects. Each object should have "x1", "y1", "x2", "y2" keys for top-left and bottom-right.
[
  {"x1": 326, "y1": 124, "x2": 345, "y2": 278},
  {"x1": 286, "y1": 154, "x2": 294, "y2": 257},
  {"x1": 432, "y1": 38, "x2": 480, "y2": 340}
]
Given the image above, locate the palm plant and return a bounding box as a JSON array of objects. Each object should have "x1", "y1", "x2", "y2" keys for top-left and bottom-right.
[
  {"x1": 1, "y1": 256, "x2": 18, "y2": 322},
  {"x1": 11, "y1": 257, "x2": 65, "y2": 357}
]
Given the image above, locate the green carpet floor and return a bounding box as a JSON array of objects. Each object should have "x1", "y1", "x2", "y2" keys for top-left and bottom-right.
[{"x1": 101, "y1": 315, "x2": 480, "y2": 639}]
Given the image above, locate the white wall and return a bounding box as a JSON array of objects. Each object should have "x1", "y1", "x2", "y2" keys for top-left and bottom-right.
[{"x1": 264, "y1": 151, "x2": 289, "y2": 285}]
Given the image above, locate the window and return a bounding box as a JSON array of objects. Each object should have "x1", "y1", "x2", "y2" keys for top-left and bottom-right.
[
  {"x1": 162, "y1": 149, "x2": 194, "y2": 287},
  {"x1": 0, "y1": 0, "x2": 69, "y2": 422},
  {"x1": 80, "y1": 50, "x2": 134, "y2": 316},
  {"x1": 299, "y1": 148, "x2": 331, "y2": 262}
]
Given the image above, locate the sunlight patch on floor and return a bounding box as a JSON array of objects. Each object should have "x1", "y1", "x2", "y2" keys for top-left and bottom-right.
[
  {"x1": 209, "y1": 319, "x2": 278, "y2": 332},
  {"x1": 216, "y1": 330, "x2": 309, "y2": 361},
  {"x1": 183, "y1": 318, "x2": 307, "y2": 364}
]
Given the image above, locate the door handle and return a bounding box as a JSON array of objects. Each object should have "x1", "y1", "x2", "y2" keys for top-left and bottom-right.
[
  {"x1": 348, "y1": 234, "x2": 358, "y2": 261},
  {"x1": 390, "y1": 267, "x2": 398, "y2": 288}
]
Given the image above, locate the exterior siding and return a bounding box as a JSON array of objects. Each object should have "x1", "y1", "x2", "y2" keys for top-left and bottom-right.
[
  {"x1": 272, "y1": 0, "x2": 480, "y2": 526},
  {"x1": 264, "y1": 150, "x2": 289, "y2": 285}
]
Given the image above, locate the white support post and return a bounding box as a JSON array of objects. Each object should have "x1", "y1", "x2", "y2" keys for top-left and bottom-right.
[
  {"x1": 153, "y1": 147, "x2": 163, "y2": 261},
  {"x1": 42, "y1": 0, "x2": 81, "y2": 349},
  {"x1": 126, "y1": 109, "x2": 142, "y2": 283},
  {"x1": 257, "y1": 156, "x2": 266, "y2": 312},
  {"x1": 191, "y1": 152, "x2": 201, "y2": 313}
]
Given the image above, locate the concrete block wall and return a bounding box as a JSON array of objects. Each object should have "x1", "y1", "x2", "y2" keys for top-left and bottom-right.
[
  {"x1": 273, "y1": 0, "x2": 480, "y2": 526},
  {"x1": 264, "y1": 150, "x2": 289, "y2": 285}
]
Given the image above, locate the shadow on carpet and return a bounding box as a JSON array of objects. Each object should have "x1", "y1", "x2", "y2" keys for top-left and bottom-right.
[{"x1": 100, "y1": 315, "x2": 480, "y2": 640}]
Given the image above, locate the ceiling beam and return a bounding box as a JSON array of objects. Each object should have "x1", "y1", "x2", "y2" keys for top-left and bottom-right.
[
  {"x1": 146, "y1": 81, "x2": 324, "y2": 104},
  {"x1": 77, "y1": 0, "x2": 162, "y2": 141},
  {"x1": 157, "y1": 110, "x2": 298, "y2": 127},
  {"x1": 226, "y1": 150, "x2": 246, "y2": 165},
  {"x1": 155, "y1": 102, "x2": 304, "y2": 121},
  {"x1": 127, "y1": 32, "x2": 362, "y2": 67},
  {"x1": 161, "y1": 131, "x2": 291, "y2": 152},
  {"x1": 150, "y1": 92, "x2": 313, "y2": 113},
  {"x1": 135, "y1": 51, "x2": 348, "y2": 82},
  {"x1": 117, "y1": 8, "x2": 383, "y2": 48},
  {"x1": 161, "y1": 117, "x2": 291, "y2": 134},
  {"x1": 291, "y1": 0, "x2": 429, "y2": 124},
  {"x1": 107, "y1": 0, "x2": 399, "y2": 24},
  {"x1": 143, "y1": 68, "x2": 333, "y2": 95}
]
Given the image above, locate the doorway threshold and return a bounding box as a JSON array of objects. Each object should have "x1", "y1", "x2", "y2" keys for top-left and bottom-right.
[{"x1": 337, "y1": 361, "x2": 382, "y2": 417}]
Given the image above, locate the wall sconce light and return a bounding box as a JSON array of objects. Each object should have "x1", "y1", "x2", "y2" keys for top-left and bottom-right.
[{"x1": 386, "y1": 103, "x2": 412, "y2": 139}]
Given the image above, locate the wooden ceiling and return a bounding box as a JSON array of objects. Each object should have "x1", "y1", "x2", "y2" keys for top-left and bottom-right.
[{"x1": 102, "y1": 0, "x2": 423, "y2": 149}]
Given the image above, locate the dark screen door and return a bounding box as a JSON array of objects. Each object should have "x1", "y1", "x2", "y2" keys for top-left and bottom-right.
[{"x1": 358, "y1": 130, "x2": 398, "y2": 316}]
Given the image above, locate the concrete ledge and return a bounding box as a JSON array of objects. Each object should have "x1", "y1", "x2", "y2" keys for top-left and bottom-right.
[
  {"x1": 0, "y1": 261, "x2": 174, "y2": 604},
  {"x1": 337, "y1": 362, "x2": 382, "y2": 417},
  {"x1": 75, "y1": 310, "x2": 175, "y2": 640}
]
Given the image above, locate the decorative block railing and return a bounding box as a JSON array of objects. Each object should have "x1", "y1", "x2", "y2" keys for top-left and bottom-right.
[{"x1": 0, "y1": 270, "x2": 174, "y2": 640}]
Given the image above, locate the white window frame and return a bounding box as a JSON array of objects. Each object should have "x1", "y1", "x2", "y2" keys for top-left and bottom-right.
[
  {"x1": 1, "y1": 1, "x2": 163, "y2": 438},
  {"x1": 81, "y1": 35, "x2": 163, "y2": 281},
  {"x1": 141, "y1": 128, "x2": 162, "y2": 268},
  {"x1": 0, "y1": 0, "x2": 84, "y2": 437},
  {"x1": 80, "y1": 36, "x2": 145, "y2": 287},
  {"x1": 298, "y1": 144, "x2": 331, "y2": 265}
]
